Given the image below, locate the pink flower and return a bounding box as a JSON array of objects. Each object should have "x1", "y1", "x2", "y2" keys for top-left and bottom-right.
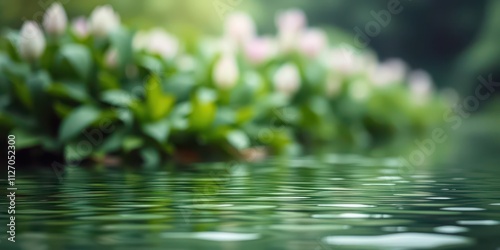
[
  {"x1": 72, "y1": 17, "x2": 89, "y2": 38},
  {"x1": 224, "y1": 12, "x2": 256, "y2": 46},
  {"x1": 276, "y1": 9, "x2": 306, "y2": 35},
  {"x1": 299, "y1": 28, "x2": 327, "y2": 58},
  {"x1": 244, "y1": 37, "x2": 276, "y2": 65},
  {"x1": 275, "y1": 9, "x2": 307, "y2": 52}
]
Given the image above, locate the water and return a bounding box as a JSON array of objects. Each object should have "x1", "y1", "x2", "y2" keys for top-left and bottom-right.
[
  {"x1": 1, "y1": 153, "x2": 500, "y2": 250},
  {"x1": 2, "y1": 116, "x2": 500, "y2": 250}
]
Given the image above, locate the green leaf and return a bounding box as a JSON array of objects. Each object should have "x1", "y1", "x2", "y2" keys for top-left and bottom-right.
[
  {"x1": 47, "y1": 81, "x2": 89, "y2": 102},
  {"x1": 12, "y1": 80, "x2": 32, "y2": 110},
  {"x1": 145, "y1": 75, "x2": 175, "y2": 121},
  {"x1": 98, "y1": 71, "x2": 120, "y2": 90},
  {"x1": 59, "y1": 44, "x2": 92, "y2": 80},
  {"x1": 123, "y1": 136, "x2": 143, "y2": 152},
  {"x1": 140, "y1": 147, "x2": 160, "y2": 168},
  {"x1": 226, "y1": 130, "x2": 250, "y2": 150},
  {"x1": 4, "y1": 32, "x2": 20, "y2": 61},
  {"x1": 98, "y1": 128, "x2": 126, "y2": 153},
  {"x1": 10, "y1": 128, "x2": 41, "y2": 150},
  {"x1": 101, "y1": 89, "x2": 134, "y2": 107},
  {"x1": 59, "y1": 105, "x2": 101, "y2": 143},
  {"x1": 64, "y1": 143, "x2": 92, "y2": 163},
  {"x1": 189, "y1": 88, "x2": 217, "y2": 130},
  {"x1": 27, "y1": 71, "x2": 52, "y2": 132},
  {"x1": 236, "y1": 107, "x2": 255, "y2": 124},
  {"x1": 110, "y1": 27, "x2": 133, "y2": 69},
  {"x1": 213, "y1": 107, "x2": 235, "y2": 126},
  {"x1": 143, "y1": 118, "x2": 170, "y2": 144}
]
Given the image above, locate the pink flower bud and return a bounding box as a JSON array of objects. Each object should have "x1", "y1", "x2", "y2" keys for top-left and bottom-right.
[
  {"x1": 244, "y1": 37, "x2": 276, "y2": 65},
  {"x1": 299, "y1": 28, "x2": 327, "y2": 58},
  {"x1": 224, "y1": 12, "x2": 256, "y2": 46},
  {"x1": 72, "y1": 17, "x2": 89, "y2": 38},
  {"x1": 276, "y1": 9, "x2": 306, "y2": 35},
  {"x1": 276, "y1": 9, "x2": 307, "y2": 52}
]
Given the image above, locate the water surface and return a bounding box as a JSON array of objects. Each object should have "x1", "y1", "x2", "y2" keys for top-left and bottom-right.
[{"x1": 2, "y1": 152, "x2": 500, "y2": 250}]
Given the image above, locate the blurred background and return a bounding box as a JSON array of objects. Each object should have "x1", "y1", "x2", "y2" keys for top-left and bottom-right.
[{"x1": 2, "y1": 0, "x2": 500, "y2": 107}]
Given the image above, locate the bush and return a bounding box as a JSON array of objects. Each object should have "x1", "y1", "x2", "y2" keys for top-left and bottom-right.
[{"x1": 0, "y1": 4, "x2": 448, "y2": 166}]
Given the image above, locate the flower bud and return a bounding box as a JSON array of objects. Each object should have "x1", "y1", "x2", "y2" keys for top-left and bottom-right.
[
  {"x1": 224, "y1": 12, "x2": 256, "y2": 46},
  {"x1": 133, "y1": 29, "x2": 179, "y2": 60},
  {"x1": 89, "y1": 5, "x2": 120, "y2": 37},
  {"x1": 213, "y1": 53, "x2": 239, "y2": 90},
  {"x1": 370, "y1": 58, "x2": 407, "y2": 87},
  {"x1": 299, "y1": 28, "x2": 327, "y2": 58},
  {"x1": 273, "y1": 63, "x2": 301, "y2": 96},
  {"x1": 325, "y1": 48, "x2": 362, "y2": 75},
  {"x1": 72, "y1": 17, "x2": 89, "y2": 38},
  {"x1": 18, "y1": 21, "x2": 46, "y2": 61},
  {"x1": 276, "y1": 9, "x2": 306, "y2": 35},
  {"x1": 43, "y1": 2, "x2": 67, "y2": 36},
  {"x1": 244, "y1": 37, "x2": 276, "y2": 65},
  {"x1": 104, "y1": 48, "x2": 119, "y2": 69},
  {"x1": 409, "y1": 70, "x2": 433, "y2": 104},
  {"x1": 276, "y1": 9, "x2": 306, "y2": 52}
]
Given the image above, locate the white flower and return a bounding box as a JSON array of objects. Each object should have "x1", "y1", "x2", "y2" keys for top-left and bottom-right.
[
  {"x1": 273, "y1": 63, "x2": 301, "y2": 96},
  {"x1": 72, "y1": 17, "x2": 89, "y2": 38},
  {"x1": 89, "y1": 5, "x2": 120, "y2": 37},
  {"x1": 213, "y1": 53, "x2": 239, "y2": 90},
  {"x1": 133, "y1": 29, "x2": 179, "y2": 60},
  {"x1": 409, "y1": 70, "x2": 433, "y2": 104},
  {"x1": 43, "y1": 2, "x2": 67, "y2": 36},
  {"x1": 104, "y1": 48, "x2": 119, "y2": 69},
  {"x1": 224, "y1": 12, "x2": 256, "y2": 46},
  {"x1": 244, "y1": 37, "x2": 276, "y2": 65},
  {"x1": 276, "y1": 9, "x2": 306, "y2": 35},
  {"x1": 299, "y1": 28, "x2": 327, "y2": 58},
  {"x1": 18, "y1": 21, "x2": 46, "y2": 61},
  {"x1": 370, "y1": 58, "x2": 407, "y2": 87},
  {"x1": 276, "y1": 9, "x2": 307, "y2": 52},
  {"x1": 325, "y1": 47, "x2": 362, "y2": 75}
]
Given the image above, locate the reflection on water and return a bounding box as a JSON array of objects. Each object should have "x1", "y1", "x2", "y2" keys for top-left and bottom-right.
[{"x1": 1, "y1": 154, "x2": 500, "y2": 250}]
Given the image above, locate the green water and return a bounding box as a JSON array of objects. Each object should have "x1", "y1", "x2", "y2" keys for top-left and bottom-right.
[{"x1": 2, "y1": 117, "x2": 500, "y2": 250}]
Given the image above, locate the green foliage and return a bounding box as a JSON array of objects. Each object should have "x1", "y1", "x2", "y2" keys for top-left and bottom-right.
[{"x1": 0, "y1": 6, "x2": 449, "y2": 166}]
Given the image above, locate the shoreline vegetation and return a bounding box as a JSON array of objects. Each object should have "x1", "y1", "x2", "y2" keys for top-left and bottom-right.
[{"x1": 0, "y1": 3, "x2": 449, "y2": 167}]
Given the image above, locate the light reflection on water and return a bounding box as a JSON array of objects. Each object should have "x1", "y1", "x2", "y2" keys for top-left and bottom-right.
[{"x1": 2, "y1": 154, "x2": 500, "y2": 250}]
